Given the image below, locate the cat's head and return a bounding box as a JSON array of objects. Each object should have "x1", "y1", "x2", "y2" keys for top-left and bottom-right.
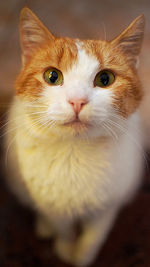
[{"x1": 16, "y1": 8, "x2": 145, "y2": 140}]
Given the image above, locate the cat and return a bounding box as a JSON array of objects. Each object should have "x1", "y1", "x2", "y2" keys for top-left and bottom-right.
[{"x1": 5, "y1": 7, "x2": 145, "y2": 267}]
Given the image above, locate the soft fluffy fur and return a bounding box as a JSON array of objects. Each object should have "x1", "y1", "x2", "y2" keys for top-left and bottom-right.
[{"x1": 5, "y1": 8, "x2": 145, "y2": 267}]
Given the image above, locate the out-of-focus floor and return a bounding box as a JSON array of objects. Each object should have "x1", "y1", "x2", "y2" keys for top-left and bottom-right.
[{"x1": 0, "y1": 0, "x2": 150, "y2": 266}]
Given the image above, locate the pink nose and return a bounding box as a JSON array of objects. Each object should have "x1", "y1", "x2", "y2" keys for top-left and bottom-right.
[{"x1": 69, "y1": 98, "x2": 88, "y2": 114}]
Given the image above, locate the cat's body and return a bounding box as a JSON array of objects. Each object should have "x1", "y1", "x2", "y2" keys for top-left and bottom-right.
[
  {"x1": 5, "y1": 8, "x2": 145, "y2": 267},
  {"x1": 7, "y1": 101, "x2": 142, "y2": 217}
]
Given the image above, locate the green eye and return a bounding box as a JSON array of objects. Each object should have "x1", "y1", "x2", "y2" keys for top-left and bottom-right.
[
  {"x1": 94, "y1": 70, "x2": 115, "y2": 88},
  {"x1": 44, "y1": 68, "x2": 63, "y2": 85}
]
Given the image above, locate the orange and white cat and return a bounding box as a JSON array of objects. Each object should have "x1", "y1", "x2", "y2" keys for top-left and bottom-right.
[{"x1": 6, "y1": 8, "x2": 145, "y2": 267}]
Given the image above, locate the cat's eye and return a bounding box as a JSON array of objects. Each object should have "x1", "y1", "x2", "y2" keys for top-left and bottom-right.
[
  {"x1": 94, "y1": 70, "x2": 115, "y2": 88},
  {"x1": 44, "y1": 68, "x2": 63, "y2": 85}
]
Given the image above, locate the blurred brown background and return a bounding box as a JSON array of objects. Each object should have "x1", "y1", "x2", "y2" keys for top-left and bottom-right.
[{"x1": 0, "y1": 0, "x2": 150, "y2": 266}]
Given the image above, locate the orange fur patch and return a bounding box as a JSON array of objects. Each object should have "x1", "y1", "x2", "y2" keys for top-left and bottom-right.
[{"x1": 16, "y1": 38, "x2": 78, "y2": 98}]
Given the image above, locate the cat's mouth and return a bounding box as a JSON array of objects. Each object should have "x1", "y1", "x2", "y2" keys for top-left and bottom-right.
[{"x1": 63, "y1": 119, "x2": 90, "y2": 129}]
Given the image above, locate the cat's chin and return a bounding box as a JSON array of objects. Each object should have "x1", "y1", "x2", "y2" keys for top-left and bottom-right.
[
  {"x1": 56, "y1": 120, "x2": 109, "y2": 140},
  {"x1": 49, "y1": 119, "x2": 93, "y2": 139}
]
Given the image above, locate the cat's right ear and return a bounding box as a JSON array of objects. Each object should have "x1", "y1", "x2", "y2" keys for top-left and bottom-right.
[
  {"x1": 111, "y1": 15, "x2": 145, "y2": 68},
  {"x1": 20, "y1": 7, "x2": 55, "y2": 66}
]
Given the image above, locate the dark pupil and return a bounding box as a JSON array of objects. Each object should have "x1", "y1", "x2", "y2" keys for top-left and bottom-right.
[
  {"x1": 100, "y1": 72, "x2": 109, "y2": 86},
  {"x1": 49, "y1": 71, "x2": 58, "y2": 83}
]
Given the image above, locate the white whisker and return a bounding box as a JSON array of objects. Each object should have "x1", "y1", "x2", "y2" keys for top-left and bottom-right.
[{"x1": 5, "y1": 134, "x2": 16, "y2": 168}]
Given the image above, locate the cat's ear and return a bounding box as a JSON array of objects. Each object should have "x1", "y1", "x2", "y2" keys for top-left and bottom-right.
[
  {"x1": 20, "y1": 7, "x2": 55, "y2": 66},
  {"x1": 111, "y1": 15, "x2": 145, "y2": 68}
]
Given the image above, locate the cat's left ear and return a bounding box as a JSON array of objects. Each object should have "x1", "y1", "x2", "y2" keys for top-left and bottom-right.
[
  {"x1": 20, "y1": 7, "x2": 55, "y2": 66},
  {"x1": 111, "y1": 15, "x2": 145, "y2": 68}
]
